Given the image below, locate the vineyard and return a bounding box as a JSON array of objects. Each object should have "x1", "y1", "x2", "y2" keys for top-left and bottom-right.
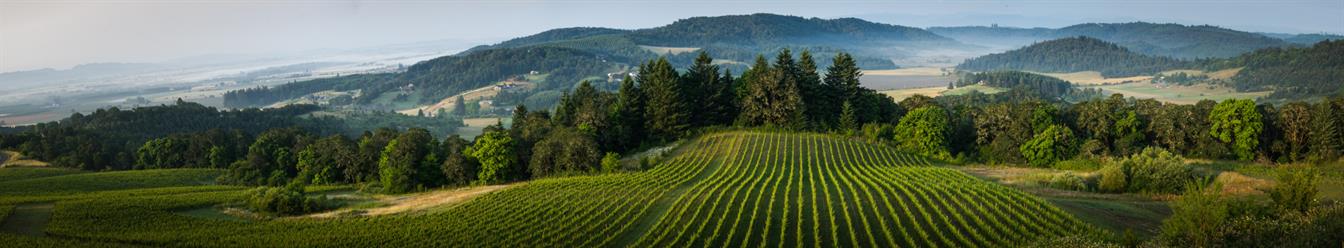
[{"x1": 3, "y1": 131, "x2": 1097, "y2": 247}]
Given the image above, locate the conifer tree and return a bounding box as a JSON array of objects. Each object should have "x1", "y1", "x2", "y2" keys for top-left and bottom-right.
[
  {"x1": 683, "y1": 51, "x2": 721, "y2": 127},
  {"x1": 639, "y1": 57, "x2": 689, "y2": 141}
]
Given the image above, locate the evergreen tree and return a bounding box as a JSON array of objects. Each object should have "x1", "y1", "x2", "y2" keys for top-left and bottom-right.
[
  {"x1": 796, "y1": 50, "x2": 826, "y2": 127},
  {"x1": 683, "y1": 51, "x2": 720, "y2": 127},
  {"x1": 839, "y1": 101, "x2": 858, "y2": 131},
  {"x1": 824, "y1": 53, "x2": 863, "y2": 123},
  {"x1": 614, "y1": 75, "x2": 646, "y2": 151},
  {"x1": 451, "y1": 95, "x2": 466, "y2": 116},
  {"x1": 738, "y1": 54, "x2": 805, "y2": 128},
  {"x1": 639, "y1": 57, "x2": 690, "y2": 141}
]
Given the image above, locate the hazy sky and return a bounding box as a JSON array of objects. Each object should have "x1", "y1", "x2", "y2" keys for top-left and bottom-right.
[{"x1": 2, "y1": 0, "x2": 1341, "y2": 73}]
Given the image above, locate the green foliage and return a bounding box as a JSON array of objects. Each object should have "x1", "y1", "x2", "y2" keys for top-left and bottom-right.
[
  {"x1": 295, "y1": 135, "x2": 356, "y2": 185},
  {"x1": 640, "y1": 57, "x2": 691, "y2": 141},
  {"x1": 439, "y1": 135, "x2": 477, "y2": 187},
  {"x1": 1208, "y1": 99, "x2": 1263, "y2": 161},
  {"x1": 738, "y1": 55, "x2": 805, "y2": 128},
  {"x1": 1160, "y1": 181, "x2": 1227, "y2": 247},
  {"x1": 600, "y1": 152, "x2": 620, "y2": 172},
  {"x1": 1269, "y1": 168, "x2": 1320, "y2": 213},
  {"x1": 1118, "y1": 147, "x2": 1192, "y2": 193},
  {"x1": 471, "y1": 130, "x2": 518, "y2": 184},
  {"x1": 1205, "y1": 40, "x2": 1344, "y2": 99},
  {"x1": 861, "y1": 123, "x2": 895, "y2": 142},
  {"x1": 528, "y1": 128, "x2": 601, "y2": 177},
  {"x1": 377, "y1": 129, "x2": 439, "y2": 193},
  {"x1": 957, "y1": 37, "x2": 1188, "y2": 77},
  {"x1": 244, "y1": 183, "x2": 327, "y2": 216},
  {"x1": 838, "y1": 101, "x2": 857, "y2": 132},
  {"x1": 0, "y1": 167, "x2": 85, "y2": 182},
  {"x1": 894, "y1": 106, "x2": 951, "y2": 159},
  {"x1": 956, "y1": 71, "x2": 1074, "y2": 99},
  {"x1": 1020, "y1": 125, "x2": 1076, "y2": 167},
  {"x1": 1097, "y1": 163, "x2": 1127, "y2": 193},
  {"x1": 1051, "y1": 158, "x2": 1100, "y2": 171}
]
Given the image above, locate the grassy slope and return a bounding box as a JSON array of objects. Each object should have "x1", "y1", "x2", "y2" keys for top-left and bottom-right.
[
  {"x1": 0, "y1": 167, "x2": 86, "y2": 182},
  {"x1": 0, "y1": 169, "x2": 223, "y2": 195},
  {"x1": 19, "y1": 132, "x2": 1098, "y2": 247}
]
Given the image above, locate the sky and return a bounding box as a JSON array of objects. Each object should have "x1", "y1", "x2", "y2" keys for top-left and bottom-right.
[{"x1": 2, "y1": 0, "x2": 1341, "y2": 73}]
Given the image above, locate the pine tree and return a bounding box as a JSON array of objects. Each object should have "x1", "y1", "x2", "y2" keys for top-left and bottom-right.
[
  {"x1": 683, "y1": 51, "x2": 721, "y2": 127},
  {"x1": 839, "y1": 101, "x2": 858, "y2": 131},
  {"x1": 825, "y1": 53, "x2": 863, "y2": 124},
  {"x1": 796, "y1": 50, "x2": 827, "y2": 127},
  {"x1": 451, "y1": 95, "x2": 466, "y2": 116},
  {"x1": 615, "y1": 75, "x2": 646, "y2": 150},
  {"x1": 639, "y1": 57, "x2": 689, "y2": 141}
]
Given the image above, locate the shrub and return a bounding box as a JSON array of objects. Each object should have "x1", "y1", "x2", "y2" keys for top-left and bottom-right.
[
  {"x1": 1097, "y1": 163, "x2": 1127, "y2": 193},
  {"x1": 1160, "y1": 181, "x2": 1227, "y2": 247},
  {"x1": 245, "y1": 183, "x2": 328, "y2": 216},
  {"x1": 1268, "y1": 168, "x2": 1320, "y2": 213},
  {"x1": 601, "y1": 153, "x2": 621, "y2": 172},
  {"x1": 1120, "y1": 147, "x2": 1192, "y2": 193},
  {"x1": 1025, "y1": 172, "x2": 1087, "y2": 191},
  {"x1": 861, "y1": 123, "x2": 894, "y2": 142}
]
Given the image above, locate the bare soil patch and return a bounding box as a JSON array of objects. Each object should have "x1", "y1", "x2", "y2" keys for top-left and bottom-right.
[{"x1": 306, "y1": 183, "x2": 518, "y2": 218}]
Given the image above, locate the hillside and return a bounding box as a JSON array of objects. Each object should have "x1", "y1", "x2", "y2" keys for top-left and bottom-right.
[
  {"x1": 1204, "y1": 39, "x2": 1344, "y2": 99},
  {"x1": 932, "y1": 22, "x2": 1291, "y2": 59},
  {"x1": 470, "y1": 13, "x2": 970, "y2": 69},
  {"x1": 8, "y1": 132, "x2": 1097, "y2": 246},
  {"x1": 956, "y1": 37, "x2": 1188, "y2": 77}
]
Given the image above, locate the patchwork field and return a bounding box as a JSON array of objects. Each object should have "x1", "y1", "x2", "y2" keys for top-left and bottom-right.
[
  {"x1": 861, "y1": 67, "x2": 957, "y2": 90},
  {"x1": 0, "y1": 131, "x2": 1097, "y2": 247}
]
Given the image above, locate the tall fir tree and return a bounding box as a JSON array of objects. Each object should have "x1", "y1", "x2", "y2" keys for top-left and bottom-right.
[
  {"x1": 796, "y1": 50, "x2": 827, "y2": 128},
  {"x1": 824, "y1": 53, "x2": 864, "y2": 123},
  {"x1": 683, "y1": 51, "x2": 721, "y2": 127},
  {"x1": 639, "y1": 57, "x2": 690, "y2": 141},
  {"x1": 738, "y1": 53, "x2": 805, "y2": 128},
  {"x1": 614, "y1": 75, "x2": 646, "y2": 151}
]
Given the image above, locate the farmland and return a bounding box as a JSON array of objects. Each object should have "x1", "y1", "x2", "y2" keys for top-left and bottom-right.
[{"x1": 0, "y1": 131, "x2": 1097, "y2": 247}]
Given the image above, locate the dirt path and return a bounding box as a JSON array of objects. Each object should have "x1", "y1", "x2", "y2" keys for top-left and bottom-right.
[
  {"x1": 1, "y1": 202, "x2": 54, "y2": 236},
  {"x1": 307, "y1": 184, "x2": 517, "y2": 218}
]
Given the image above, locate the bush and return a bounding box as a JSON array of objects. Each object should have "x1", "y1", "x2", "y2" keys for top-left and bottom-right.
[
  {"x1": 1160, "y1": 181, "x2": 1227, "y2": 247},
  {"x1": 1120, "y1": 147, "x2": 1192, "y2": 193},
  {"x1": 601, "y1": 152, "x2": 621, "y2": 172},
  {"x1": 245, "y1": 183, "x2": 328, "y2": 216},
  {"x1": 1268, "y1": 167, "x2": 1320, "y2": 213},
  {"x1": 1097, "y1": 163, "x2": 1127, "y2": 193},
  {"x1": 861, "y1": 123, "x2": 894, "y2": 142}
]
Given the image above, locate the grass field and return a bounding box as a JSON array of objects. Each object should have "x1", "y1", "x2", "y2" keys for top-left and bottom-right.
[
  {"x1": 0, "y1": 167, "x2": 85, "y2": 182},
  {"x1": 0, "y1": 132, "x2": 1098, "y2": 247},
  {"x1": 861, "y1": 67, "x2": 957, "y2": 90},
  {"x1": 1088, "y1": 82, "x2": 1271, "y2": 104}
]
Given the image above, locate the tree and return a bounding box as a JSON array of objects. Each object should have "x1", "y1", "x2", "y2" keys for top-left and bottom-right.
[
  {"x1": 893, "y1": 106, "x2": 950, "y2": 159},
  {"x1": 528, "y1": 128, "x2": 601, "y2": 177},
  {"x1": 613, "y1": 75, "x2": 646, "y2": 151},
  {"x1": 352, "y1": 128, "x2": 397, "y2": 183},
  {"x1": 640, "y1": 57, "x2": 690, "y2": 141},
  {"x1": 451, "y1": 95, "x2": 466, "y2": 116},
  {"x1": 377, "y1": 129, "x2": 438, "y2": 193},
  {"x1": 1278, "y1": 102, "x2": 1312, "y2": 161},
  {"x1": 1309, "y1": 99, "x2": 1343, "y2": 161},
  {"x1": 440, "y1": 135, "x2": 477, "y2": 186},
  {"x1": 796, "y1": 50, "x2": 826, "y2": 127},
  {"x1": 838, "y1": 101, "x2": 858, "y2": 132},
  {"x1": 683, "y1": 51, "x2": 721, "y2": 127},
  {"x1": 1019, "y1": 125, "x2": 1076, "y2": 167},
  {"x1": 471, "y1": 130, "x2": 518, "y2": 184},
  {"x1": 1209, "y1": 99, "x2": 1263, "y2": 161},
  {"x1": 296, "y1": 135, "x2": 356, "y2": 185},
  {"x1": 738, "y1": 54, "x2": 805, "y2": 128}
]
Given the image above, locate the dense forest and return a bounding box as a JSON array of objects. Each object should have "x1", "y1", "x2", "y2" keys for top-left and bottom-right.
[
  {"x1": 0, "y1": 101, "x2": 460, "y2": 170},
  {"x1": 1203, "y1": 39, "x2": 1344, "y2": 99},
  {"x1": 955, "y1": 71, "x2": 1075, "y2": 99},
  {"x1": 956, "y1": 36, "x2": 1189, "y2": 77},
  {"x1": 932, "y1": 22, "x2": 1293, "y2": 59},
  {"x1": 224, "y1": 46, "x2": 614, "y2": 108}
]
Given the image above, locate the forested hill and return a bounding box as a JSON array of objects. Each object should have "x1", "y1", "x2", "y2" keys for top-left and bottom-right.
[
  {"x1": 1203, "y1": 40, "x2": 1344, "y2": 99},
  {"x1": 225, "y1": 46, "x2": 615, "y2": 108},
  {"x1": 931, "y1": 22, "x2": 1291, "y2": 59},
  {"x1": 956, "y1": 36, "x2": 1188, "y2": 77},
  {"x1": 466, "y1": 13, "x2": 968, "y2": 69},
  {"x1": 229, "y1": 14, "x2": 971, "y2": 109}
]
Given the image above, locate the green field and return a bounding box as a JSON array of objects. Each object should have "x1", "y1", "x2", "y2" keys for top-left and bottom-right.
[
  {"x1": 0, "y1": 167, "x2": 86, "y2": 182},
  {"x1": 0, "y1": 132, "x2": 1096, "y2": 247}
]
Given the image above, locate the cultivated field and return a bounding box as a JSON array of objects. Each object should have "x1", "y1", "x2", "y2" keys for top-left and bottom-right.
[
  {"x1": 861, "y1": 67, "x2": 957, "y2": 90},
  {"x1": 0, "y1": 132, "x2": 1096, "y2": 247}
]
